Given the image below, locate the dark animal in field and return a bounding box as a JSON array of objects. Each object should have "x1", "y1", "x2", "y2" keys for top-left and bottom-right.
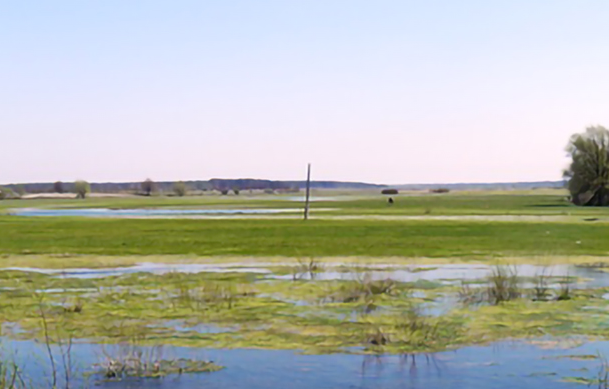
[{"x1": 388, "y1": 197, "x2": 394, "y2": 205}]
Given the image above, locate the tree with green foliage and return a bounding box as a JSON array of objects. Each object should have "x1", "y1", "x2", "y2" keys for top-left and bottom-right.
[
  {"x1": 232, "y1": 187, "x2": 240, "y2": 195},
  {"x1": 564, "y1": 125, "x2": 609, "y2": 206},
  {"x1": 74, "y1": 180, "x2": 90, "y2": 199},
  {"x1": 141, "y1": 178, "x2": 154, "y2": 196},
  {"x1": 173, "y1": 181, "x2": 187, "y2": 197}
]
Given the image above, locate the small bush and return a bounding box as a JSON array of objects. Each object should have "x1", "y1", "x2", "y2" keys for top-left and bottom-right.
[
  {"x1": 430, "y1": 188, "x2": 450, "y2": 193},
  {"x1": 381, "y1": 189, "x2": 399, "y2": 195}
]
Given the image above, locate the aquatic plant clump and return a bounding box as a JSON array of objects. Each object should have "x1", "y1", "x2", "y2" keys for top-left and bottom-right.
[
  {"x1": 325, "y1": 272, "x2": 398, "y2": 303},
  {"x1": 363, "y1": 306, "x2": 466, "y2": 353},
  {"x1": 95, "y1": 358, "x2": 223, "y2": 380}
]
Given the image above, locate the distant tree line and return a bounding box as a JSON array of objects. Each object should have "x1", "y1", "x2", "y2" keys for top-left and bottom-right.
[{"x1": 3, "y1": 179, "x2": 383, "y2": 195}]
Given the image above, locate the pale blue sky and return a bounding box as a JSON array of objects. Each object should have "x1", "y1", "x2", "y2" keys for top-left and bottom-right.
[{"x1": 2, "y1": 1, "x2": 609, "y2": 185}]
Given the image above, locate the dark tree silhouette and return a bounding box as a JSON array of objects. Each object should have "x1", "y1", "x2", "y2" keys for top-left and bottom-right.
[
  {"x1": 53, "y1": 181, "x2": 64, "y2": 194},
  {"x1": 141, "y1": 179, "x2": 154, "y2": 196}
]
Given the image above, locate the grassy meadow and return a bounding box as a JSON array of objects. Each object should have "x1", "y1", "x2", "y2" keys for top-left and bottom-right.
[
  {"x1": 2, "y1": 217, "x2": 609, "y2": 258},
  {"x1": 2, "y1": 189, "x2": 609, "y2": 259}
]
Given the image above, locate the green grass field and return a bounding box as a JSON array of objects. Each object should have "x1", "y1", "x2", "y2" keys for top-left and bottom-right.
[
  {"x1": 3, "y1": 190, "x2": 609, "y2": 259},
  {"x1": 1, "y1": 215, "x2": 608, "y2": 257}
]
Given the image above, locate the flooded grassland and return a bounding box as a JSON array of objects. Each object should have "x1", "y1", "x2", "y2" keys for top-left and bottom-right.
[
  {"x1": 3, "y1": 258, "x2": 609, "y2": 387},
  {"x1": 5, "y1": 193, "x2": 609, "y2": 387}
]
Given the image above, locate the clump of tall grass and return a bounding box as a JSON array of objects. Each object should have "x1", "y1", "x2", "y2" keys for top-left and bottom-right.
[
  {"x1": 397, "y1": 306, "x2": 432, "y2": 334},
  {"x1": 174, "y1": 281, "x2": 252, "y2": 310},
  {"x1": 557, "y1": 274, "x2": 573, "y2": 301},
  {"x1": 1, "y1": 300, "x2": 78, "y2": 389},
  {"x1": 292, "y1": 258, "x2": 324, "y2": 280},
  {"x1": 356, "y1": 272, "x2": 396, "y2": 296},
  {"x1": 532, "y1": 268, "x2": 551, "y2": 301},
  {"x1": 366, "y1": 327, "x2": 389, "y2": 345},
  {"x1": 596, "y1": 352, "x2": 609, "y2": 389},
  {"x1": 329, "y1": 272, "x2": 396, "y2": 303},
  {"x1": 526, "y1": 266, "x2": 575, "y2": 302},
  {"x1": 486, "y1": 265, "x2": 520, "y2": 304},
  {"x1": 62, "y1": 299, "x2": 84, "y2": 313},
  {"x1": 0, "y1": 361, "x2": 24, "y2": 389},
  {"x1": 458, "y1": 281, "x2": 484, "y2": 305},
  {"x1": 457, "y1": 266, "x2": 521, "y2": 305},
  {"x1": 365, "y1": 305, "x2": 463, "y2": 351}
]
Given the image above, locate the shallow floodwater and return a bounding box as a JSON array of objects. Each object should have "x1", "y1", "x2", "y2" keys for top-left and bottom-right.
[
  {"x1": 11, "y1": 208, "x2": 301, "y2": 217},
  {"x1": 276, "y1": 264, "x2": 609, "y2": 289},
  {"x1": 3, "y1": 262, "x2": 271, "y2": 278},
  {"x1": 281, "y1": 195, "x2": 367, "y2": 202},
  {"x1": 0, "y1": 338, "x2": 604, "y2": 388},
  {"x1": 5, "y1": 263, "x2": 609, "y2": 288}
]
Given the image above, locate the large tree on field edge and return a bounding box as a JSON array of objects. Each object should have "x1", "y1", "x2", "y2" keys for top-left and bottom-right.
[{"x1": 564, "y1": 125, "x2": 609, "y2": 206}]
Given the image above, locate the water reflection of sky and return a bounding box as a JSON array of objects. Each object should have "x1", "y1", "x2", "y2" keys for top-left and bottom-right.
[
  {"x1": 0, "y1": 338, "x2": 604, "y2": 389},
  {"x1": 12, "y1": 208, "x2": 301, "y2": 217}
]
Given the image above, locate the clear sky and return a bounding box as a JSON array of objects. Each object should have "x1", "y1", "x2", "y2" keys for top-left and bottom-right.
[{"x1": 2, "y1": 1, "x2": 609, "y2": 185}]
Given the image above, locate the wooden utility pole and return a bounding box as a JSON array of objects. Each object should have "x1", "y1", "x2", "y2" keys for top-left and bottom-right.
[{"x1": 304, "y1": 163, "x2": 311, "y2": 220}]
